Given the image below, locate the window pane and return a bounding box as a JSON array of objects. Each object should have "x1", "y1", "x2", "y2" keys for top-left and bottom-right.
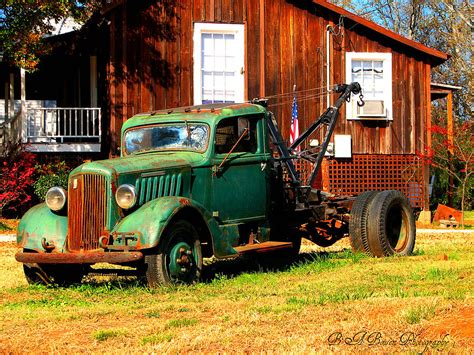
[
  {"x1": 224, "y1": 34, "x2": 236, "y2": 56},
  {"x1": 352, "y1": 60, "x2": 362, "y2": 73},
  {"x1": 214, "y1": 72, "x2": 225, "y2": 89},
  {"x1": 202, "y1": 34, "x2": 213, "y2": 54},
  {"x1": 214, "y1": 55, "x2": 225, "y2": 71},
  {"x1": 214, "y1": 33, "x2": 225, "y2": 52},
  {"x1": 225, "y1": 56, "x2": 235, "y2": 70},
  {"x1": 202, "y1": 71, "x2": 213, "y2": 90},
  {"x1": 373, "y1": 61, "x2": 383, "y2": 73},
  {"x1": 202, "y1": 54, "x2": 214, "y2": 71}
]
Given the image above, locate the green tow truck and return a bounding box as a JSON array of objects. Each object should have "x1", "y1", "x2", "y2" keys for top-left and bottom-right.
[{"x1": 15, "y1": 82, "x2": 416, "y2": 286}]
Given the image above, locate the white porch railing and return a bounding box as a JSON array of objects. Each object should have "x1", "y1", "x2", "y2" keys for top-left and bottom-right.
[{"x1": 27, "y1": 107, "x2": 101, "y2": 144}]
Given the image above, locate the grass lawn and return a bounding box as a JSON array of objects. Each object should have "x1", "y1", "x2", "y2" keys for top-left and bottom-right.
[
  {"x1": 0, "y1": 219, "x2": 18, "y2": 234},
  {"x1": 0, "y1": 233, "x2": 472, "y2": 352}
]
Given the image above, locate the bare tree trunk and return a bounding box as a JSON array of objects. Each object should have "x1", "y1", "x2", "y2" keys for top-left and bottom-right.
[{"x1": 461, "y1": 179, "x2": 465, "y2": 228}]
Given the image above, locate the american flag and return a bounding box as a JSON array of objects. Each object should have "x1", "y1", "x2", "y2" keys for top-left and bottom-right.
[{"x1": 290, "y1": 92, "x2": 299, "y2": 150}]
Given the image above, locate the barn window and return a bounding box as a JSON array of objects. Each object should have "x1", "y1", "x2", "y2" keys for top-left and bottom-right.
[
  {"x1": 345, "y1": 52, "x2": 392, "y2": 120},
  {"x1": 193, "y1": 23, "x2": 245, "y2": 105}
]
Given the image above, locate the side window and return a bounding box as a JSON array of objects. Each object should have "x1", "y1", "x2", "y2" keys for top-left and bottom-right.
[
  {"x1": 215, "y1": 117, "x2": 258, "y2": 154},
  {"x1": 345, "y1": 52, "x2": 392, "y2": 120}
]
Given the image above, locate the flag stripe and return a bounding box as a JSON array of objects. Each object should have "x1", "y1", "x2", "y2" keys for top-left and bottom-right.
[{"x1": 290, "y1": 94, "x2": 299, "y2": 150}]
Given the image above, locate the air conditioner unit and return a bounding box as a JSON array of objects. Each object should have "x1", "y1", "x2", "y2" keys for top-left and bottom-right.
[{"x1": 355, "y1": 99, "x2": 386, "y2": 118}]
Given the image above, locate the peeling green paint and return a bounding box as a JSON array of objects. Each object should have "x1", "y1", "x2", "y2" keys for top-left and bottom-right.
[{"x1": 17, "y1": 203, "x2": 68, "y2": 252}]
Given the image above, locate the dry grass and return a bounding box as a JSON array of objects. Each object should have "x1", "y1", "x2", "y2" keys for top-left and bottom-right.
[
  {"x1": 0, "y1": 219, "x2": 19, "y2": 234},
  {"x1": 0, "y1": 233, "x2": 473, "y2": 353}
]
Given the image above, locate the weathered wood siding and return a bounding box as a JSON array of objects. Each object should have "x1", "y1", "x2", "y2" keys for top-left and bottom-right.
[
  {"x1": 108, "y1": 0, "x2": 430, "y2": 158},
  {"x1": 105, "y1": 0, "x2": 432, "y2": 157}
]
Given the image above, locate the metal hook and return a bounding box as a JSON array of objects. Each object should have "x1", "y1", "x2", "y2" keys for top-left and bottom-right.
[{"x1": 357, "y1": 94, "x2": 365, "y2": 107}]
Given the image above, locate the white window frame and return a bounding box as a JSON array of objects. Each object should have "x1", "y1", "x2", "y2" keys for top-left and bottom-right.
[
  {"x1": 345, "y1": 52, "x2": 392, "y2": 121},
  {"x1": 193, "y1": 23, "x2": 245, "y2": 106}
]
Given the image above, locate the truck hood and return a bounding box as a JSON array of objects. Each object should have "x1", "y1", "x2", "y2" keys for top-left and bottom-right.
[{"x1": 70, "y1": 152, "x2": 207, "y2": 177}]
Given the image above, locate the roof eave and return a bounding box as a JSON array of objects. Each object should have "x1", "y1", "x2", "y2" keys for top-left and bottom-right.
[{"x1": 312, "y1": 0, "x2": 450, "y2": 64}]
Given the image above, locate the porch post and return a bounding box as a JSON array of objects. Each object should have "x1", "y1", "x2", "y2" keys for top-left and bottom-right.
[
  {"x1": 20, "y1": 68, "x2": 27, "y2": 143},
  {"x1": 4, "y1": 80, "x2": 8, "y2": 121},
  {"x1": 447, "y1": 91, "x2": 454, "y2": 206},
  {"x1": 90, "y1": 56, "x2": 98, "y2": 107},
  {"x1": 9, "y1": 72, "x2": 14, "y2": 120}
]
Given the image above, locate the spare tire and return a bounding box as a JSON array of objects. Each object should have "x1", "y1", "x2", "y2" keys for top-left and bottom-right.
[
  {"x1": 349, "y1": 191, "x2": 379, "y2": 254},
  {"x1": 367, "y1": 190, "x2": 416, "y2": 257}
]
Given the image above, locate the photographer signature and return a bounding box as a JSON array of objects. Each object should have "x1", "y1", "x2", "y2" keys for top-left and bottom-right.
[{"x1": 328, "y1": 331, "x2": 452, "y2": 353}]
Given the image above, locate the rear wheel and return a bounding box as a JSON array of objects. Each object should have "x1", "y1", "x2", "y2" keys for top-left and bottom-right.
[
  {"x1": 366, "y1": 190, "x2": 416, "y2": 257},
  {"x1": 145, "y1": 220, "x2": 202, "y2": 287},
  {"x1": 349, "y1": 191, "x2": 379, "y2": 254}
]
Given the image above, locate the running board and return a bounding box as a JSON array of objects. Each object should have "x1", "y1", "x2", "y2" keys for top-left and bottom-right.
[{"x1": 234, "y1": 241, "x2": 293, "y2": 254}]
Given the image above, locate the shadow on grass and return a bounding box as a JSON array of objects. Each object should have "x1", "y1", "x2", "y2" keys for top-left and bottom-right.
[
  {"x1": 88, "y1": 248, "x2": 360, "y2": 288},
  {"x1": 13, "y1": 248, "x2": 363, "y2": 293},
  {"x1": 0, "y1": 221, "x2": 14, "y2": 232},
  {"x1": 200, "y1": 248, "x2": 359, "y2": 283}
]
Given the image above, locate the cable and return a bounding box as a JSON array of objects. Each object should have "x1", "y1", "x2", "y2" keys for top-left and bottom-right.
[
  {"x1": 267, "y1": 91, "x2": 335, "y2": 108},
  {"x1": 262, "y1": 84, "x2": 338, "y2": 100}
]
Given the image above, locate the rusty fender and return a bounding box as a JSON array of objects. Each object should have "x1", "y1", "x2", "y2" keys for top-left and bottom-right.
[{"x1": 110, "y1": 196, "x2": 226, "y2": 253}]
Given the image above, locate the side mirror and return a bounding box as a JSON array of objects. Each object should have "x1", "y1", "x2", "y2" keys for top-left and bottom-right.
[{"x1": 237, "y1": 117, "x2": 250, "y2": 140}]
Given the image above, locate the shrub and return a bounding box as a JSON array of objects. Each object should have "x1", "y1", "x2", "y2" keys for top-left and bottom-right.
[
  {"x1": 33, "y1": 174, "x2": 69, "y2": 201},
  {"x1": 33, "y1": 160, "x2": 70, "y2": 201},
  {"x1": 0, "y1": 143, "x2": 37, "y2": 217}
]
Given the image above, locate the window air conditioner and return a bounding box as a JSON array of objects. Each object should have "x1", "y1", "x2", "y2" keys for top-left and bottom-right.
[{"x1": 356, "y1": 99, "x2": 386, "y2": 118}]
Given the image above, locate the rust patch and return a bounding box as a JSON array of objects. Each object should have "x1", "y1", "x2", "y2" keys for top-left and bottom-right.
[
  {"x1": 433, "y1": 204, "x2": 463, "y2": 223},
  {"x1": 179, "y1": 198, "x2": 190, "y2": 206},
  {"x1": 68, "y1": 174, "x2": 107, "y2": 251}
]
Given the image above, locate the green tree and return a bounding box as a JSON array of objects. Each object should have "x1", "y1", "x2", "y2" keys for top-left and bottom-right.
[{"x1": 0, "y1": 0, "x2": 100, "y2": 71}]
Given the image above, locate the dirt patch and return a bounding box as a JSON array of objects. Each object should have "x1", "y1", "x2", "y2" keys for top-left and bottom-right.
[{"x1": 420, "y1": 305, "x2": 474, "y2": 347}]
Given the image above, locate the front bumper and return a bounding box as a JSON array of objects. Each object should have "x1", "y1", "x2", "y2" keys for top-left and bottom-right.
[{"x1": 15, "y1": 251, "x2": 143, "y2": 264}]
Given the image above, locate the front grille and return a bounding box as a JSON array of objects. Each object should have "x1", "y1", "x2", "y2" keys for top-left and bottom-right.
[
  {"x1": 136, "y1": 173, "x2": 182, "y2": 205},
  {"x1": 68, "y1": 174, "x2": 108, "y2": 251}
]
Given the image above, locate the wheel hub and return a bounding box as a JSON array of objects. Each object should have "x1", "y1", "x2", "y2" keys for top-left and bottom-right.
[{"x1": 168, "y1": 242, "x2": 194, "y2": 278}]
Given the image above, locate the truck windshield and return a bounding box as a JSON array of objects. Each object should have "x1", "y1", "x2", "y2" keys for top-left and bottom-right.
[{"x1": 124, "y1": 123, "x2": 209, "y2": 155}]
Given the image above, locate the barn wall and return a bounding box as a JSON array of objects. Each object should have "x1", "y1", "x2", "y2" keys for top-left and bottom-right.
[{"x1": 105, "y1": 0, "x2": 431, "y2": 157}]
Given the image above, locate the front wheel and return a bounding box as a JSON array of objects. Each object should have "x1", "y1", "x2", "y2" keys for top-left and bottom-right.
[{"x1": 145, "y1": 220, "x2": 203, "y2": 287}]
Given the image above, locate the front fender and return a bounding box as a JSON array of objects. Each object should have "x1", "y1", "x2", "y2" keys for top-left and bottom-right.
[
  {"x1": 111, "y1": 197, "x2": 232, "y2": 255},
  {"x1": 17, "y1": 203, "x2": 68, "y2": 252}
]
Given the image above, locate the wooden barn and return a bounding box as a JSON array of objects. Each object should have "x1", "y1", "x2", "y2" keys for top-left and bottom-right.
[{"x1": 1, "y1": 0, "x2": 450, "y2": 217}]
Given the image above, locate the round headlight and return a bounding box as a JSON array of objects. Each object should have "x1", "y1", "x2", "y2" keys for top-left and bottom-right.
[
  {"x1": 115, "y1": 184, "x2": 137, "y2": 209},
  {"x1": 45, "y1": 187, "x2": 67, "y2": 211}
]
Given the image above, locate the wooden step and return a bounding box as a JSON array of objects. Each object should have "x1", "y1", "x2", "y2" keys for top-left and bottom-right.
[{"x1": 234, "y1": 241, "x2": 293, "y2": 254}]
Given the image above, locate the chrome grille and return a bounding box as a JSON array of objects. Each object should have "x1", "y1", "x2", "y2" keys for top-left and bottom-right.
[
  {"x1": 68, "y1": 174, "x2": 108, "y2": 251},
  {"x1": 136, "y1": 173, "x2": 182, "y2": 205}
]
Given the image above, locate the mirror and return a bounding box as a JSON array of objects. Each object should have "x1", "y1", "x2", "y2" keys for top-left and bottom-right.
[{"x1": 237, "y1": 117, "x2": 250, "y2": 140}]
